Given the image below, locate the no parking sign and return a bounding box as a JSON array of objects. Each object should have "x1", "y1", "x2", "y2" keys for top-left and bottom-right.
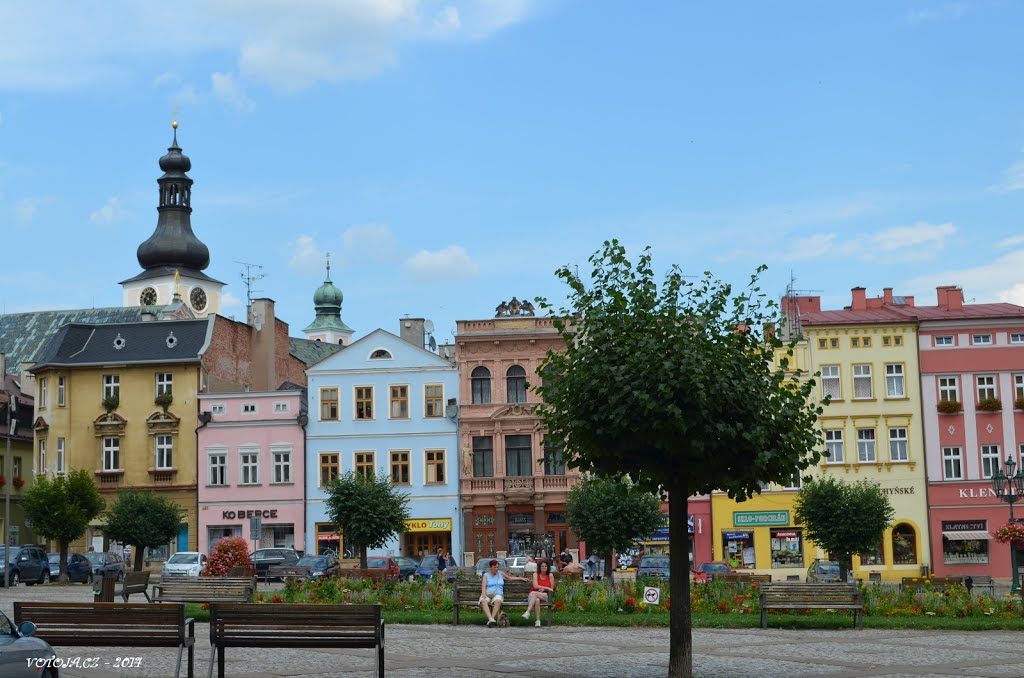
[{"x1": 644, "y1": 586, "x2": 661, "y2": 606}]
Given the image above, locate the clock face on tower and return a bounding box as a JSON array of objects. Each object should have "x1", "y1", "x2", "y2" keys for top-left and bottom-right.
[
  {"x1": 189, "y1": 286, "x2": 208, "y2": 312},
  {"x1": 140, "y1": 287, "x2": 158, "y2": 306}
]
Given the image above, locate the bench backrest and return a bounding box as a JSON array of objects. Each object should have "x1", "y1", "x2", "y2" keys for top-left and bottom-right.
[
  {"x1": 226, "y1": 566, "x2": 256, "y2": 577},
  {"x1": 123, "y1": 571, "x2": 150, "y2": 587},
  {"x1": 336, "y1": 567, "x2": 394, "y2": 581},
  {"x1": 970, "y1": 575, "x2": 993, "y2": 584},
  {"x1": 715, "y1": 573, "x2": 772, "y2": 584},
  {"x1": 158, "y1": 576, "x2": 256, "y2": 602},
  {"x1": 455, "y1": 578, "x2": 534, "y2": 602},
  {"x1": 760, "y1": 583, "x2": 860, "y2": 603},
  {"x1": 14, "y1": 602, "x2": 187, "y2": 646},
  {"x1": 209, "y1": 603, "x2": 381, "y2": 648}
]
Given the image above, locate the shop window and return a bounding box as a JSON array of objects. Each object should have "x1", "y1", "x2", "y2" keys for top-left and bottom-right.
[
  {"x1": 722, "y1": 532, "x2": 755, "y2": 570},
  {"x1": 892, "y1": 524, "x2": 917, "y2": 564},
  {"x1": 315, "y1": 523, "x2": 341, "y2": 556},
  {"x1": 943, "y1": 536, "x2": 989, "y2": 565},
  {"x1": 858, "y1": 541, "x2": 884, "y2": 566},
  {"x1": 770, "y1": 529, "x2": 803, "y2": 568}
]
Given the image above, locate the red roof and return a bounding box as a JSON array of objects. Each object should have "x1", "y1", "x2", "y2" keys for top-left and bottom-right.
[{"x1": 801, "y1": 303, "x2": 1024, "y2": 327}]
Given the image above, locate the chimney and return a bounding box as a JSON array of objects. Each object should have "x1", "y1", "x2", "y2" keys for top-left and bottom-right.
[
  {"x1": 18, "y1": 362, "x2": 35, "y2": 397},
  {"x1": 851, "y1": 287, "x2": 867, "y2": 311},
  {"x1": 0, "y1": 353, "x2": 5, "y2": 380},
  {"x1": 947, "y1": 287, "x2": 963, "y2": 311},
  {"x1": 936, "y1": 287, "x2": 949, "y2": 307},
  {"x1": 780, "y1": 295, "x2": 821, "y2": 316},
  {"x1": 249, "y1": 298, "x2": 277, "y2": 392},
  {"x1": 883, "y1": 288, "x2": 893, "y2": 305},
  {"x1": 400, "y1": 318, "x2": 426, "y2": 349}
]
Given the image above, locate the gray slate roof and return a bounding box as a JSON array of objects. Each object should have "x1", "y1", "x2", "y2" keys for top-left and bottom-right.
[
  {"x1": 32, "y1": 318, "x2": 212, "y2": 370},
  {"x1": 288, "y1": 337, "x2": 345, "y2": 367},
  {"x1": 0, "y1": 307, "x2": 156, "y2": 374}
]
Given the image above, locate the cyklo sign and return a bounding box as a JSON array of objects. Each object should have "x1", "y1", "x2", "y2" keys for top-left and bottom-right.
[{"x1": 404, "y1": 518, "x2": 452, "y2": 532}]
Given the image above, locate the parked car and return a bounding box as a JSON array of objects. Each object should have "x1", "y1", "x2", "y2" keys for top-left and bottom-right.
[
  {"x1": 0, "y1": 546, "x2": 50, "y2": 586},
  {"x1": 393, "y1": 556, "x2": 420, "y2": 580},
  {"x1": 365, "y1": 556, "x2": 402, "y2": 580},
  {"x1": 807, "y1": 559, "x2": 842, "y2": 583},
  {"x1": 507, "y1": 556, "x2": 530, "y2": 577},
  {"x1": 83, "y1": 551, "x2": 126, "y2": 581},
  {"x1": 637, "y1": 555, "x2": 671, "y2": 580},
  {"x1": 250, "y1": 548, "x2": 300, "y2": 579},
  {"x1": 414, "y1": 557, "x2": 442, "y2": 580},
  {"x1": 47, "y1": 552, "x2": 92, "y2": 583},
  {"x1": 474, "y1": 557, "x2": 508, "y2": 576},
  {"x1": 0, "y1": 607, "x2": 58, "y2": 678},
  {"x1": 692, "y1": 561, "x2": 734, "y2": 583},
  {"x1": 161, "y1": 552, "x2": 208, "y2": 578},
  {"x1": 292, "y1": 555, "x2": 340, "y2": 580}
]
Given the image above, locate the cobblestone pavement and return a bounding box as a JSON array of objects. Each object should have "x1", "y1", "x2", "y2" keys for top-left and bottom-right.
[{"x1": 3, "y1": 581, "x2": 1024, "y2": 677}]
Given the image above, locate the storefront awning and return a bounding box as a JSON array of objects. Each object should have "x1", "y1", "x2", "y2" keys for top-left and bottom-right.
[{"x1": 942, "y1": 531, "x2": 990, "y2": 540}]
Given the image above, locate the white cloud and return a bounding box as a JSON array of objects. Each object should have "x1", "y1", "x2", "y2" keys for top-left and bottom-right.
[
  {"x1": 863, "y1": 221, "x2": 955, "y2": 252},
  {"x1": 432, "y1": 6, "x2": 461, "y2": 34},
  {"x1": 997, "y1": 235, "x2": 1024, "y2": 249},
  {"x1": 907, "y1": 3, "x2": 968, "y2": 24},
  {"x1": 907, "y1": 249, "x2": 1024, "y2": 304},
  {"x1": 991, "y1": 160, "x2": 1024, "y2": 193},
  {"x1": 406, "y1": 244, "x2": 479, "y2": 281},
  {"x1": 288, "y1": 235, "x2": 326, "y2": 273},
  {"x1": 89, "y1": 197, "x2": 131, "y2": 226},
  {"x1": 211, "y1": 72, "x2": 255, "y2": 112},
  {"x1": 342, "y1": 223, "x2": 398, "y2": 261},
  {"x1": 221, "y1": 291, "x2": 244, "y2": 309},
  {"x1": 15, "y1": 195, "x2": 55, "y2": 223}
]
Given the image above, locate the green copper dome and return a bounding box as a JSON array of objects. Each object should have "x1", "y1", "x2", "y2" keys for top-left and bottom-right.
[{"x1": 313, "y1": 277, "x2": 343, "y2": 307}]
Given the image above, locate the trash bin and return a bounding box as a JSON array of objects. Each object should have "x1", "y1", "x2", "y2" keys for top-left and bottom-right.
[{"x1": 92, "y1": 572, "x2": 117, "y2": 602}]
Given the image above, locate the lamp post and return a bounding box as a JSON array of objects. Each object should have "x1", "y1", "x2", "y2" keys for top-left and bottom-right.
[{"x1": 991, "y1": 456, "x2": 1024, "y2": 594}]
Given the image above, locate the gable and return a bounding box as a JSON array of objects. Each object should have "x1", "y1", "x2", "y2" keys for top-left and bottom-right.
[{"x1": 307, "y1": 329, "x2": 454, "y2": 373}]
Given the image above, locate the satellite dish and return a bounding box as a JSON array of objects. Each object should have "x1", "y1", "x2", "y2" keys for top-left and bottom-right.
[
  {"x1": 424, "y1": 319, "x2": 435, "y2": 334},
  {"x1": 429, "y1": 336, "x2": 438, "y2": 352}
]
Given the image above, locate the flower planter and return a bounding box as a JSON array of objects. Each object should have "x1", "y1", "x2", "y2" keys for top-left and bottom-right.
[
  {"x1": 977, "y1": 398, "x2": 1003, "y2": 413},
  {"x1": 937, "y1": 401, "x2": 962, "y2": 414}
]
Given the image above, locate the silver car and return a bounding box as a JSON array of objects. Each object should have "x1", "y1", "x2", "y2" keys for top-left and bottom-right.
[
  {"x1": 0, "y1": 608, "x2": 58, "y2": 677},
  {"x1": 161, "y1": 552, "x2": 208, "y2": 578},
  {"x1": 506, "y1": 556, "x2": 530, "y2": 577}
]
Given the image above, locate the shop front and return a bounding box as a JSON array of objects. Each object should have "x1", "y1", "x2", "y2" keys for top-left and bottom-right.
[
  {"x1": 716, "y1": 509, "x2": 807, "y2": 579},
  {"x1": 200, "y1": 504, "x2": 303, "y2": 555},
  {"x1": 929, "y1": 483, "x2": 1010, "y2": 580},
  {"x1": 403, "y1": 517, "x2": 453, "y2": 560}
]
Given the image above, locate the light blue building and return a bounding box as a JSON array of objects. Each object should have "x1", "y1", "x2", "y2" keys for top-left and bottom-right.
[{"x1": 305, "y1": 320, "x2": 460, "y2": 561}]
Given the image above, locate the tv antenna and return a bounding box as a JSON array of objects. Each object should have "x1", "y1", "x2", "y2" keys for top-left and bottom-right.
[
  {"x1": 236, "y1": 260, "x2": 265, "y2": 307},
  {"x1": 781, "y1": 271, "x2": 822, "y2": 340}
]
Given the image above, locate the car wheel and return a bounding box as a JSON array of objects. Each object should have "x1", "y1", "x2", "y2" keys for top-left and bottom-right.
[
  {"x1": 39, "y1": 571, "x2": 48, "y2": 585},
  {"x1": 9, "y1": 571, "x2": 19, "y2": 586}
]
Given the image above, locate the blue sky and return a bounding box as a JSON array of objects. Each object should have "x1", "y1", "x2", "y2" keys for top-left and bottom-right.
[{"x1": 2, "y1": 1, "x2": 1024, "y2": 343}]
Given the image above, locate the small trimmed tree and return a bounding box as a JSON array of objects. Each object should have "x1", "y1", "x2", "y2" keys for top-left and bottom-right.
[
  {"x1": 102, "y1": 489, "x2": 186, "y2": 571},
  {"x1": 20, "y1": 469, "x2": 105, "y2": 582},
  {"x1": 203, "y1": 536, "x2": 253, "y2": 576},
  {"x1": 565, "y1": 474, "x2": 664, "y2": 582},
  {"x1": 794, "y1": 476, "x2": 894, "y2": 581},
  {"x1": 324, "y1": 471, "x2": 411, "y2": 568}
]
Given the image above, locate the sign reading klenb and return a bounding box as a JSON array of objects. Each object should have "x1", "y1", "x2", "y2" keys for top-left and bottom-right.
[
  {"x1": 734, "y1": 511, "x2": 789, "y2": 526},
  {"x1": 643, "y1": 586, "x2": 661, "y2": 605},
  {"x1": 404, "y1": 518, "x2": 452, "y2": 532}
]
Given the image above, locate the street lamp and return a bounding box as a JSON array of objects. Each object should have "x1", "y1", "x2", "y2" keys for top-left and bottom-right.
[{"x1": 991, "y1": 456, "x2": 1024, "y2": 594}]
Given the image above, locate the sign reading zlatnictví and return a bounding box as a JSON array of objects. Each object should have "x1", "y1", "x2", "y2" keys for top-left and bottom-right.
[{"x1": 734, "y1": 511, "x2": 789, "y2": 526}]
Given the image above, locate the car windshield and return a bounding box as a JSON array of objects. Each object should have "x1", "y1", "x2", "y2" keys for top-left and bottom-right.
[
  {"x1": 253, "y1": 551, "x2": 283, "y2": 561},
  {"x1": 366, "y1": 557, "x2": 389, "y2": 568},
  {"x1": 418, "y1": 558, "x2": 440, "y2": 571},
  {"x1": 48, "y1": 553, "x2": 60, "y2": 564},
  {"x1": 298, "y1": 556, "x2": 328, "y2": 567},
  {"x1": 817, "y1": 563, "x2": 841, "y2": 575},
  {"x1": 84, "y1": 553, "x2": 104, "y2": 565},
  {"x1": 167, "y1": 553, "x2": 200, "y2": 564}
]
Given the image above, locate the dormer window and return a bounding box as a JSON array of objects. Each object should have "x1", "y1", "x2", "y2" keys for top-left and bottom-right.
[{"x1": 370, "y1": 349, "x2": 393, "y2": 360}]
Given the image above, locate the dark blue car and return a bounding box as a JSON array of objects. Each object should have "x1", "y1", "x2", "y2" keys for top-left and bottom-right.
[{"x1": 47, "y1": 552, "x2": 92, "y2": 583}]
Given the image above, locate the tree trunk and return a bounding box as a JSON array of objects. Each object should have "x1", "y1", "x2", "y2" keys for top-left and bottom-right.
[
  {"x1": 134, "y1": 547, "x2": 144, "y2": 572},
  {"x1": 605, "y1": 550, "x2": 615, "y2": 585},
  {"x1": 59, "y1": 541, "x2": 69, "y2": 583},
  {"x1": 359, "y1": 545, "x2": 368, "y2": 569},
  {"x1": 668, "y1": 478, "x2": 692, "y2": 677}
]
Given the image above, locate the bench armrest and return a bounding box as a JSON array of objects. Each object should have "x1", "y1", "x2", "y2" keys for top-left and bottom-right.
[{"x1": 379, "y1": 619, "x2": 385, "y2": 648}]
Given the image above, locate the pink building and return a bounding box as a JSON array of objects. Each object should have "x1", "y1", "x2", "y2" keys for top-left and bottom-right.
[
  {"x1": 919, "y1": 286, "x2": 1024, "y2": 581},
  {"x1": 197, "y1": 388, "x2": 307, "y2": 554}
]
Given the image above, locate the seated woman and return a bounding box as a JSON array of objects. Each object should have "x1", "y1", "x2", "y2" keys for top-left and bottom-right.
[
  {"x1": 480, "y1": 559, "x2": 528, "y2": 627},
  {"x1": 522, "y1": 560, "x2": 556, "y2": 626}
]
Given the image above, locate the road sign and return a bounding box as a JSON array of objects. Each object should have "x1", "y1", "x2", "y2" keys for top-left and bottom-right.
[
  {"x1": 250, "y1": 514, "x2": 262, "y2": 540},
  {"x1": 643, "y1": 586, "x2": 661, "y2": 605}
]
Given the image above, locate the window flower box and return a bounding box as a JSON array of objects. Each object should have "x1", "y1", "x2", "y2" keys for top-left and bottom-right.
[
  {"x1": 1015, "y1": 397, "x2": 1024, "y2": 411},
  {"x1": 101, "y1": 395, "x2": 120, "y2": 413},
  {"x1": 154, "y1": 393, "x2": 173, "y2": 412},
  {"x1": 977, "y1": 397, "x2": 1003, "y2": 412},
  {"x1": 936, "y1": 400, "x2": 962, "y2": 414},
  {"x1": 12, "y1": 477, "x2": 24, "y2": 490}
]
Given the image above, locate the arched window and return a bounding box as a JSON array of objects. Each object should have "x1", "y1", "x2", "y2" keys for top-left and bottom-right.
[
  {"x1": 471, "y1": 367, "x2": 491, "y2": 404},
  {"x1": 369, "y1": 349, "x2": 392, "y2": 360},
  {"x1": 506, "y1": 365, "x2": 527, "y2": 403},
  {"x1": 891, "y1": 524, "x2": 917, "y2": 564}
]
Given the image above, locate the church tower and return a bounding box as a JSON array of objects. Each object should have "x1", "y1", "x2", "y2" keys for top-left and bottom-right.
[
  {"x1": 303, "y1": 256, "x2": 354, "y2": 346},
  {"x1": 120, "y1": 122, "x2": 224, "y2": 317}
]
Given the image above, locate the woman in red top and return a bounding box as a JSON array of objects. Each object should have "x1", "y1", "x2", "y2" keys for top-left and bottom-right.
[{"x1": 522, "y1": 559, "x2": 556, "y2": 626}]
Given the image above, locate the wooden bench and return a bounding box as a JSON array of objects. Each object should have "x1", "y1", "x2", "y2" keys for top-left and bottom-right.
[
  {"x1": 15, "y1": 602, "x2": 195, "y2": 678},
  {"x1": 966, "y1": 574, "x2": 995, "y2": 595},
  {"x1": 226, "y1": 565, "x2": 255, "y2": 577},
  {"x1": 208, "y1": 603, "x2": 383, "y2": 678},
  {"x1": 267, "y1": 564, "x2": 310, "y2": 581},
  {"x1": 452, "y1": 578, "x2": 552, "y2": 626},
  {"x1": 336, "y1": 567, "x2": 397, "y2": 583},
  {"x1": 759, "y1": 583, "x2": 863, "y2": 629},
  {"x1": 117, "y1": 571, "x2": 152, "y2": 602},
  {"x1": 153, "y1": 576, "x2": 256, "y2": 604},
  {"x1": 715, "y1": 573, "x2": 772, "y2": 585},
  {"x1": 901, "y1": 576, "x2": 963, "y2": 592}
]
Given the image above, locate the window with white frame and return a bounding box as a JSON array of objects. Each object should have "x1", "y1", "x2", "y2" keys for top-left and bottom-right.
[
  {"x1": 888, "y1": 427, "x2": 908, "y2": 462},
  {"x1": 156, "y1": 372, "x2": 173, "y2": 396},
  {"x1": 272, "y1": 446, "x2": 292, "y2": 483},
  {"x1": 885, "y1": 364, "x2": 905, "y2": 398},
  {"x1": 1015, "y1": 374, "x2": 1024, "y2": 402},
  {"x1": 943, "y1": 446, "x2": 963, "y2": 480},
  {"x1": 977, "y1": 375, "x2": 996, "y2": 401},
  {"x1": 981, "y1": 445, "x2": 1001, "y2": 479},
  {"x1": 102, "y1": 437, "x2": 120, "y2": 471},
  {"x1": 239, "y1": 447, "x2": 259, "y2": 485},
  {"x1": 935, "y1": 335, "x2": 954, "y2": 346},
  {"x1": 853, "y1": 364, "x2": 873, "y2": 399},
  {"x1": 973, "y1": 334, "x2": 992, "y2": 345},
  {"x1": 273, "y1": 401, "x2": 289, "y2": 413},
  {"x1": 824, "y1": 429, "x2": 844, "y2": 463},
  {"x1": 103, "y1": 374, "x2": 120, "y2": 401},
  {"x1": 210, "y1": 404, "x2": 226, "y2": 415},
  {"x1": 38, "y1": 378, "x2": 47, "y2": 408},
  {"x1": 857, "y1": 428, "x2": 876, "y2": 463},
  {"x1": 38, "y1": 439, "x2": 46, "y2": 473},
  {"x1": 56, "y1": 438, "x2": 65, "y2": 474},
  {"x1": 242, "y1": 403, "x2": 257, "y2": 415},
  {"x1": 57, "y1": 376, "x2": 66, "y2": 406},
  {"x1": 155, "y1": 435, "x2": 173, "y2": 468},
  {"x1": 821, "y1": 365, "x2": 841, "y2": 400},
  {"x1": 208, "y1": 449, "x2": 227, "y2": 486},
  {"x1": 783, "y1": 469, "x2": 802, "y2": 489},
  {"x1": 939, "y1": 376, "x2": 959, "y2": 403},
  {"x1": 1012, "y1": 333, "x2": 1024, "y2": 345}
]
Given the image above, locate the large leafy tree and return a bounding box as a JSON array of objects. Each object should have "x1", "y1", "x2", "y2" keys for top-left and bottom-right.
[
  {"x1": 793, "y1": 476, "x2": 894, "y2": 581},
  {"x1": 20, "y1": 469, "x2": 105, "y2": 582},
  {"x1": 536, "y1": 241, "x2": 825, "y2": 678},
  {"x1": 103, "y1": 490, "x2": 186, "y2": 571},
  {"x1": 324, "y1": 471, "x2": 411, "y2": 568},
  {"x1": 565, "y1": 474, "x2": 664, "y2": 582}
]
